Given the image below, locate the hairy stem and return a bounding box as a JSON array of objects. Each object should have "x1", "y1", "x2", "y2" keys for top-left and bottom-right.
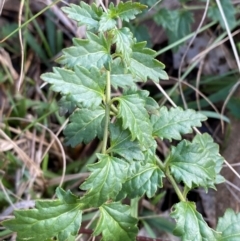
[
  {"x1": 102, "y1": 71, "x2": 111, "y2": 154},
  {"x1": 166, "y1": 169, "x2": 185, "y2": 202}
]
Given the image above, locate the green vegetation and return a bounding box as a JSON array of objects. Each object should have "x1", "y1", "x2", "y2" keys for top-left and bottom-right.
[{"x1": 1, "y1": 0, "x2": 240, "y2": 240}]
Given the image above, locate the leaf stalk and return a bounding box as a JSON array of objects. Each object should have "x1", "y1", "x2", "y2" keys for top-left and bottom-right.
[
  {"x1": 166, "y1": 169, "x2": 185, "y2": 202},
  {"x1": 102, "y1": 70, "x2": 111, "y2": 154}
]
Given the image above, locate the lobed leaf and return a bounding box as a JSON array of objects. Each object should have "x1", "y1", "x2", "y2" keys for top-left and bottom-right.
[
  {"x1": 154, "y1": 9, "x2": 193, "y2": 51},
  {"x1": 3, "y1": 188, "x2": 82, "y2": 241},
  {"x1": 168, "y1": 133, "x2": 222, "y2": 189},
  {"x1": 154, "y1": 8, "x2": 176, "y2": 31},
  {"x1": 41, "y1": 66, "x2": 105, "y2": 108},
  {"x1": 109, "y1": 1, "x2": 147, "y2": 22},
  {"x1": 107, "y1": 121, "x2": 144, "y2": 161},
  {"x1": 57, "y1": 32, "x2": 111, "y2": 69},
  {"x1": 94, "y1": 202, "x2": 138, "y2": 241},
  {"x1": 62, "y1": 2, "x2": 102, "y2": 31},
  {"x1": 111, "y1": 58, "x2": 137, "y2": 89},
  {"x1": 116, "y1": 93, "x2": 154, "y2": 148},
  {"x1": 171, "y1": 201, "x2": 217, "y2": 241},
  {"x1": 120, "y1": 160, "x2": 164, "y2": 199},
  {"x1": 167, "y1": 10, "x2": 193, "y2": 50},
  {"x1": 208, "y1": 1, "x2": 236, "y2": 30},
  {"x1": 99, "y1": 12, "x2": 116, "y2": 32},
  {"x1": 112, "y1": 27, "x2": 133, "y2": 63},
  {"x1": 58, "y1": 94, "x2": 78, "y2": 116},
  {"x1": 216, "y1": 209, "x2": 240, "y2": 240},
  {"x1": 145, "y1": 96, "x2": 160, "y2": 115},
  {"x1": 129, "y1": 41, "x2": 168, "y2": 82},
  {"x1": 63, "y1": 106, "x2": 105, "y2": 147},
  {"x1": 151, "y1": 106, "x2": 207, "y2": 141},
  {"x1": 193, "y1": 134, "x2": 225, "y2": 189},
  {"x1": 80, "y1": 154, "x2": 128, "y2": 207}
]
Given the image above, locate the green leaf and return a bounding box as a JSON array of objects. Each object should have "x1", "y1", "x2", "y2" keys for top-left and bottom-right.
[
  {"x1": 112, "y1": 27, "x2": 133, "y2": 63},
  {"x1": 3, "y1": 188, "x2": 82, "y2": 241},
  {"x1": 208, "y1": 1, "x2": 236, "y2": 30},
  {"x1": 99, "y1": 12, "x2": 116, "y2": 32},
  {"x1": 41, "y1": 66, "x2": 105, "y2": 108},
  {"x1": 109, "y1": 1, "x2": 147, "y2": 22},
  {"x1": 58, "y1": 94, "x2": 78, "y2": 116},
  {"x1": 154, "y1": 8, "x2": 176, "y2": 31},
  {"x1": 57, "y1": 32, "x2": 111, "y2": 69},
  {"x1": 151, "y1": 106, "x2": 207, "y2": 141},
  {"x1": 111, "y1": 58, "x2": 137, "y2": 89},
  {"x1": 154, "y1": 8, "x2": 194, "y2": 43},
  {"x1": 116, "y1": 93, "x2": 154, "y2": 148},
  {"x1": 94, "y1": 202, "x2": 138, "y2": 241},
  {"x1": 216, "y1": 209, "x2": 240, "y2": 240},
  {"x1": 62, "y1": 2, "x2": 103, "y2": 31},
  {"x1": 145, "y1": 96, "x2": 160, "y2": 115},
  {"x1": 171, "y1": 201, "x2": 217, "y2": 241},
  {"x1": 80, "y1": 154, "x2": 128, "y2": 207},
  {"x1": 174, "y1": 10, "x2": 193, "y2": 39},
  {"x1": 107, "y1": 120, "x2": 144, "y2": 161},
  {"x1": 121, "y1": 159, "x2": 164, "y2": 198},
  {"x1": 168, "y1": 133, "x2": 223, "y2": 189},
  {"x1": 193, "y1": 134, "x2": 225, "y2": 188},
  {"x1": 129, "y1": 41, "x2": 168, "y2": 82},
  {"x1": 63, "y1": 107, "x2": 105, "y2": 147}
]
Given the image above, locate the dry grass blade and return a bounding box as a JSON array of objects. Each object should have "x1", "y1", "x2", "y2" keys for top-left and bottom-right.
[
  {"x1": 17, "y1": 0, "x2": 25, "y2": 92},
  {"x1": 3, "y1": 117, "x2": 67, "y2": 188},
  {"x1": 0, "y1": 48, "x2": 19, "y2": 80},
  {"x1": 178, "y1": 0, "x2": 210, "y2": 109},
  {"x1": 0, "y1": 0, "x2": 5, "y2": 15},
  {"x1": 0, "y1": 129, "x2": 42, "y2": 177}
]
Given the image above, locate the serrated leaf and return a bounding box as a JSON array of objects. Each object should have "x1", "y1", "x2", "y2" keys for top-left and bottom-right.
[
  {"x1": 116, "y1": 93, "x2": 154, "y2": 148},
  {"x1": 171, "y1": 201, "x2": 217, "y2": 241},
  {"x1": 99, "y1": 12, "x2": 116, "y2": 31},
  {"x1": 145, "y1": 96, "x2": 160, "y2": 115},
  {"x1": 62, "y1": 2, "x2": 102, "y2": 31},
  {"x1": 121, "y1": 160, "x2": 164, "y2": 198},
  {"x1": 129, "y1": 41, "x2": 168, "y2": 82},
  {"x1": 111, "y1": 58, "x2": 137, "y2": 89},
  {"x1": 154, "y1": 8, "x2": 176, "y2": 31},
  {"x1": 193, "y1": 134, "x2": 225, "y2": 188},
  {"x1": 107, "y1": 120, "x2": 144, "y2": 161},
  {"x1": 41, "y1": 66, "x2": 105, "y2": 108},
  {"x1": 208, "y1": 1, "x2": 236, "y2": 30},
  {"x1": 80, "y1": 154, "x2": 128, "y2": 207},
  {"x1": 63, "y1": 107, "x2": 105, "y2": 147},
  {"x1": 168, "y1": 133, "x2": 221, "y2": 189},
  {"x1": 154, "y1": 8, "x2": 191, "y2": 50},
  {"x1": 175, "y1": 10, "x2": 193, "y2": 39},
  {"x1": 151, "y1": 106, "x2": 207, "y2": 141},
  {"x1": 57, "y1": 32, "x2": 111, "y2": 69},
  {"x1": 3, "y1": 188, "x2": 82, "y2": 241},
  {"x1": 112, "y1": 27, "x2": 133, "y2": 63},
  {"x1": 94, "y1": 202, "x2": 138, "y2": 241},
  {"x1": 58, "y1": 94, "x2": 78, "y2": 116},
  {"x1": 109, "y1": 1, "x2": 147, "y2": 22},
  {"x1": 216, "y1": 209, "x2": 240, "y2": 240}
]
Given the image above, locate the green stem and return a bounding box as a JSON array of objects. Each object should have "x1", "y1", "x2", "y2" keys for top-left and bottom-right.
[
  {"x1": 166, "y1": 169, "x2": 185, "y2": 202},
  {"x1": 155, "y1": 156, "x2": 165, "y2": 171},
  {"x1": 183, "y1": 186, "x2": 190, "y2": 199},
  {"x1": 110, "y1": 104, "x2": 118, "y2": 115},
  {"x1": 130, "y1": 198, "x2": 139, "y2": 218},
  {"x1": 102, "y1": 71, "x2": 111, "y2": 154}
]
